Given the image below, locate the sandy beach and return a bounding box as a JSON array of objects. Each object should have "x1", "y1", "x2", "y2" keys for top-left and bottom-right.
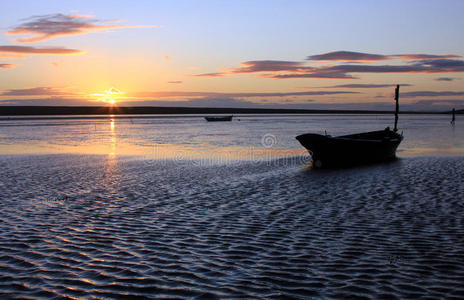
[{"x1": 1, "y1": 154, "x2": 463, "y2": 298}]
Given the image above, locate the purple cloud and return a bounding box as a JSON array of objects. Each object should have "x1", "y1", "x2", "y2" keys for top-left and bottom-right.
[
  {"x1": 0, "y1": 64, "x2": 17, "y2": 69},
  {"x1": 271, "y1": 72, "x2": 356, "y2": 79},
  {"x1": 6, "y1": 14, "x2": 156, "y2": 43},
  {"x1": 321, "y1": 84, "x2": 413, "y2": 88},
  {"x1": 418, "y1": 59, "x2": 464, "y2": 72},
  {"x1": 196, "y1": 52, "x2": 464, "y2": 80},
  {"x1": 229, "y1": 60, "x2": 309, "y2": 73},
  {"x1": 402, "y1": 91, "x2": 464, "y2": 98},
  {"x1": 285, "y1": 59, "x2": 464, "y2": 79},
  {"x1": 133, "y1": 90, "x2": 359, "y2": 98},
  {"x1": 0, "y1": 45, "x2": 84, "y2": 55},
  {"x1": 395, "y1": 54, "x2": 461, "y2": 60},
  {"x1": 0, "y1": 87, "x2": 73, "y2": 96},
  {"x1": 435, "y1": 77, "x2": 455, "y2": 81},
  {"x1": 308, "y1": 51, "x2": 390, "y2": 61},
  {"x1": 191, "y1": 72, "x2": 225, "y2": 77},
  {"x1": 307, "y1": 51, "x2": 461, "y2": 61}
]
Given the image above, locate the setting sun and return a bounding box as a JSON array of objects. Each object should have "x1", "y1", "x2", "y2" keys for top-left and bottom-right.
[{"x1": 91, "y1": 87, "x2": 124, "y2": 104}]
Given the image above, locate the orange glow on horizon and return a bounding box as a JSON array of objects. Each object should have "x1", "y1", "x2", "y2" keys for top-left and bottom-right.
[{"x1": 91, "y1": 87, "x2": 124, "y2": 104}]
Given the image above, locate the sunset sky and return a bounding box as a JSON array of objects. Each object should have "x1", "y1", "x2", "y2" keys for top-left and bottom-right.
[{"x1": 1, "y1": 0, "x2": 463, "y2": 111}]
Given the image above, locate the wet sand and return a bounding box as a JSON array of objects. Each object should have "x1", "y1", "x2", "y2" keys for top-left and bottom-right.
[{"x1": 0, "y1": 155, "x2": 464, "y2": 298}]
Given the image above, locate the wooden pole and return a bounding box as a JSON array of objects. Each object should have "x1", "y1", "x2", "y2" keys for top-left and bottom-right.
[{"x1": 394, "y1": 85, "x2": 400, "y2": 132}]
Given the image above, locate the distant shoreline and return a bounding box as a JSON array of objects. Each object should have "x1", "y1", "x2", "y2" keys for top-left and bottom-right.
[{"x1": 0, "y1": 106, "x2": 459, "y2": 116}]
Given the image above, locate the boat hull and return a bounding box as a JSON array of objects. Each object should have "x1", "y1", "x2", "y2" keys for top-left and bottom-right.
[
  {"x1": 204, "y1": 116, "x2": 233, "y2": 122},
  {"x1": 296, "y1": 129, "x2": 403, "y2": 168}
]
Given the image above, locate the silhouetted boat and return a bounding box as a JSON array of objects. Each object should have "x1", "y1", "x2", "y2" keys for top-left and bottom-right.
[
  {"x1": 296, "y1": 85, "x2": 403, "y2": 168},
  {"x1": 204, "y1": 115, "x2": 233, "y2": 122}
]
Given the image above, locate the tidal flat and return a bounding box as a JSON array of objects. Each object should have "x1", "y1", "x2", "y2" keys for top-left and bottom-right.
[{"x1": 1, "y1": 154, "x2": 463, "y2": 298}]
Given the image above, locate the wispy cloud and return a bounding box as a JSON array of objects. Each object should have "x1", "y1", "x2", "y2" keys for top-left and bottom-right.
[
  {"x1": 6, "y1": 13, "x2": 157, "y2": 43},
  {"x1": 168, "y1": 81, "x2": 183, "y2": 84},
  {"x1": 191, "y1": 72, "x2": 225, "y2": 77},
  {"x1": 0, "y1": 98, "x2": 93, "y2": 106},
  {"x1": 133, "y1": 90, "x2": 359, "y2": 99},
  {"x1": 0, "y1": 63, "x2": 17, "y2": 69},
  {"x1": 229, "y1": 60, "x2": 309, "y2": 73},
  {"x1": 320, "y1": 84, "x2": 413, "y2": 88},
  {"x1": 0, "y1": 53, "x2": 25, "y2": 59},
  {"x1": 306, "y1": 51, "x2": 461, "y2": 61},
  {"x1": 3, "y1": 96, "x2": 460, "y2": 112},
  {"x1": 271, "y1": 72, "x2": 356, "y2": 79},
  {"x1": 401, "y1": 91, "x2": 464, "y2": 98},
  {"x1": 0, "y1": 87, "x2": 358, "y2": 100},
  {"x1": 0, "y1": 87, "x2": 74, "y2": 96},
  {"x1": 435, "y1": 77, "x2": 455, "y2": 81},
  {"x1": 395, "y1": 54, "x2": 461, "y2": 60},
  {"x1": 0, "y1": 45, "x2": 84, "y2": 56},
  {"x1": 271, "y1": 59, "x2": 464, "y2": 79},
  {"x1": 195, "y1": 51, "x2": 464, "y2": 80},
  {"x1": 307, "y1": 51, "x2": 390, "y2": 61}
]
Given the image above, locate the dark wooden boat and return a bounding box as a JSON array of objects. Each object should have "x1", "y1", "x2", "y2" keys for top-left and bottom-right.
[
  {"x1": 204, "y1": 115, "x2": 233, "y2": 122},
  {"x1": 296, "y1": 85, "x2": 403, "y2": 168}
]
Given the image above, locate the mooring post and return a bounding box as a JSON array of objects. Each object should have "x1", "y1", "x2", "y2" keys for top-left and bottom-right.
[{"x1": 394, "y1": 85, "x2": 400, "y2": 132}]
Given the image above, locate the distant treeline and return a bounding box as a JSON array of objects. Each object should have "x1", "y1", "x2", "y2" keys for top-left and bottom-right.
[{"x1": 0, "y1": 106, "x2": 459, "y2": 116}]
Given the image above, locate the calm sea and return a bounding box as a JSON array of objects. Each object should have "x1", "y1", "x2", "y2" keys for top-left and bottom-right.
[
  {"x1": 0, "y1": 114, "x2": 463, "y2": 298},
  {"x1": 0, "y1": 113, "x2": 462, "y2": 158}
]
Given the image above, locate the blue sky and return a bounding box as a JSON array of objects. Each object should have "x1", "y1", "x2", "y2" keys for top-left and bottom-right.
[{"x1": 1, "y1": 0, "x2": 464, "y2": 110}]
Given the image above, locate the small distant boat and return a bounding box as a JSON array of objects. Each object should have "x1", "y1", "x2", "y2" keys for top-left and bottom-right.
[
  {"x1": 204, "y1": 115, "x2": 233, "y2": 122},
  {"x1": 296, "y1": 85, "x2": 403, "y2": 168}
]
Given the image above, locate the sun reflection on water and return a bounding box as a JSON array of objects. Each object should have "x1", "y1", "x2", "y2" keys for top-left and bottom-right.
[{"x1": 110, "y1": 118, "x2": 116, "y2": 155}]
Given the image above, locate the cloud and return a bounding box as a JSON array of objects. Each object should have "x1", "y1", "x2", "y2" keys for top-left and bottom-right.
[
  {"x1": 272, "y1": 72, "x2": 356, "y2": 79},
  {"x1": 0, "y1": 87, "x2": 74, "y2": 96},
  {"x1": 326, "y1": 64, "x2": 427, "y2": 73},
  {"x1": 307, "y1": 51, "x2": 390, "y2": 61},
  {"x1": 225, "y1": 60, "x2": 353, "y2": 79},
  {"x1": 0, "y1": 53, "x2": 25, "y2": 59},
  {"x1": 401, "y1": 91, "x2": 464, "y2": 98},
  {"x1": 0, "y1": 45, "x2": 84, "y2": 55},
  {"x1": 193, "y1": 61, "x2": 312, "y2": 77},
  {"x1": 132, "y1": 90, "x2": 359, "y2": 99},
  {"x1": 0, "y1": 64, "x2": 17, "y2": 69},
  {"x1": 395, "y1": 54, "x2": 461, "y2": 60},
  {"x1": 0, "y1": 98, "x2": 94, "y2": 106},
  {"x1": 321, "y1": 84, "x2": 413, "y2": 88},
  {"x1": 0, "y1": 87, "x2": 357, "y2": 100},
  {"x1": 196, "y1": 52, "x2": 464, "y2": 80},
  {"x1": 229, "y1": 60, "x2": 309, "y2": 73},
  {"x1": 191, "y1": 72, "x2": 225, "y2": 77},
  {"x1": 435, "y1": 77, "x2": 455, "y2": 81},
  {"x1": 168, "y1": 81, "x2": 183, "y2": 84},
  {"x1": 173, "y1": 97, "x2": 261, "y2": 108},
  {"x1": 418, "y1": 59, "x2": 464, "y2": 72},
  {"x1": 307, "y1": 51, "x2": 461, "y2": 62},
  {"x1": 413, "y1": 99, "x2": 464, "y2": 106},
  {"x1": 4, "y1": 96, "x2": 460, "y2": 112},
  {"x1": 6, "y1": 13, "x2": 157, "y2": 43},
  {"x1": 276, "y1": 59, "x2": 464, "y2": 79}
]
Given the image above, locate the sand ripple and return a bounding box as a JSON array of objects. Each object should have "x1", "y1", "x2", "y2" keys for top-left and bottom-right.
[{"x1": 1, "y1": 155, "x2": 464, "y2": 298}]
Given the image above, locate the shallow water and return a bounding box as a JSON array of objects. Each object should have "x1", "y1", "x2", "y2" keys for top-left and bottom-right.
[
  {"x1": 1, "y1": 114, "x2": 463, "y2": 158},
  {"x1": 1, "y1": 155, "x2": 464, "y2": 298},
  {"x1": 0, "y1": 114, "x2": 464, "y2": 298}
]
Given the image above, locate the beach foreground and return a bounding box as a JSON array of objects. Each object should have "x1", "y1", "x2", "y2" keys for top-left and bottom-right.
[{"x1": 1, "y1": 154, "x2": 463, "y2": 298}]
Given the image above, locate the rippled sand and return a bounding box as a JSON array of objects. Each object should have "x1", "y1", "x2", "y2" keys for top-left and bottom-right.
[{"x1": 1, "y1": 155, "x2": 464, "y2": 299}]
